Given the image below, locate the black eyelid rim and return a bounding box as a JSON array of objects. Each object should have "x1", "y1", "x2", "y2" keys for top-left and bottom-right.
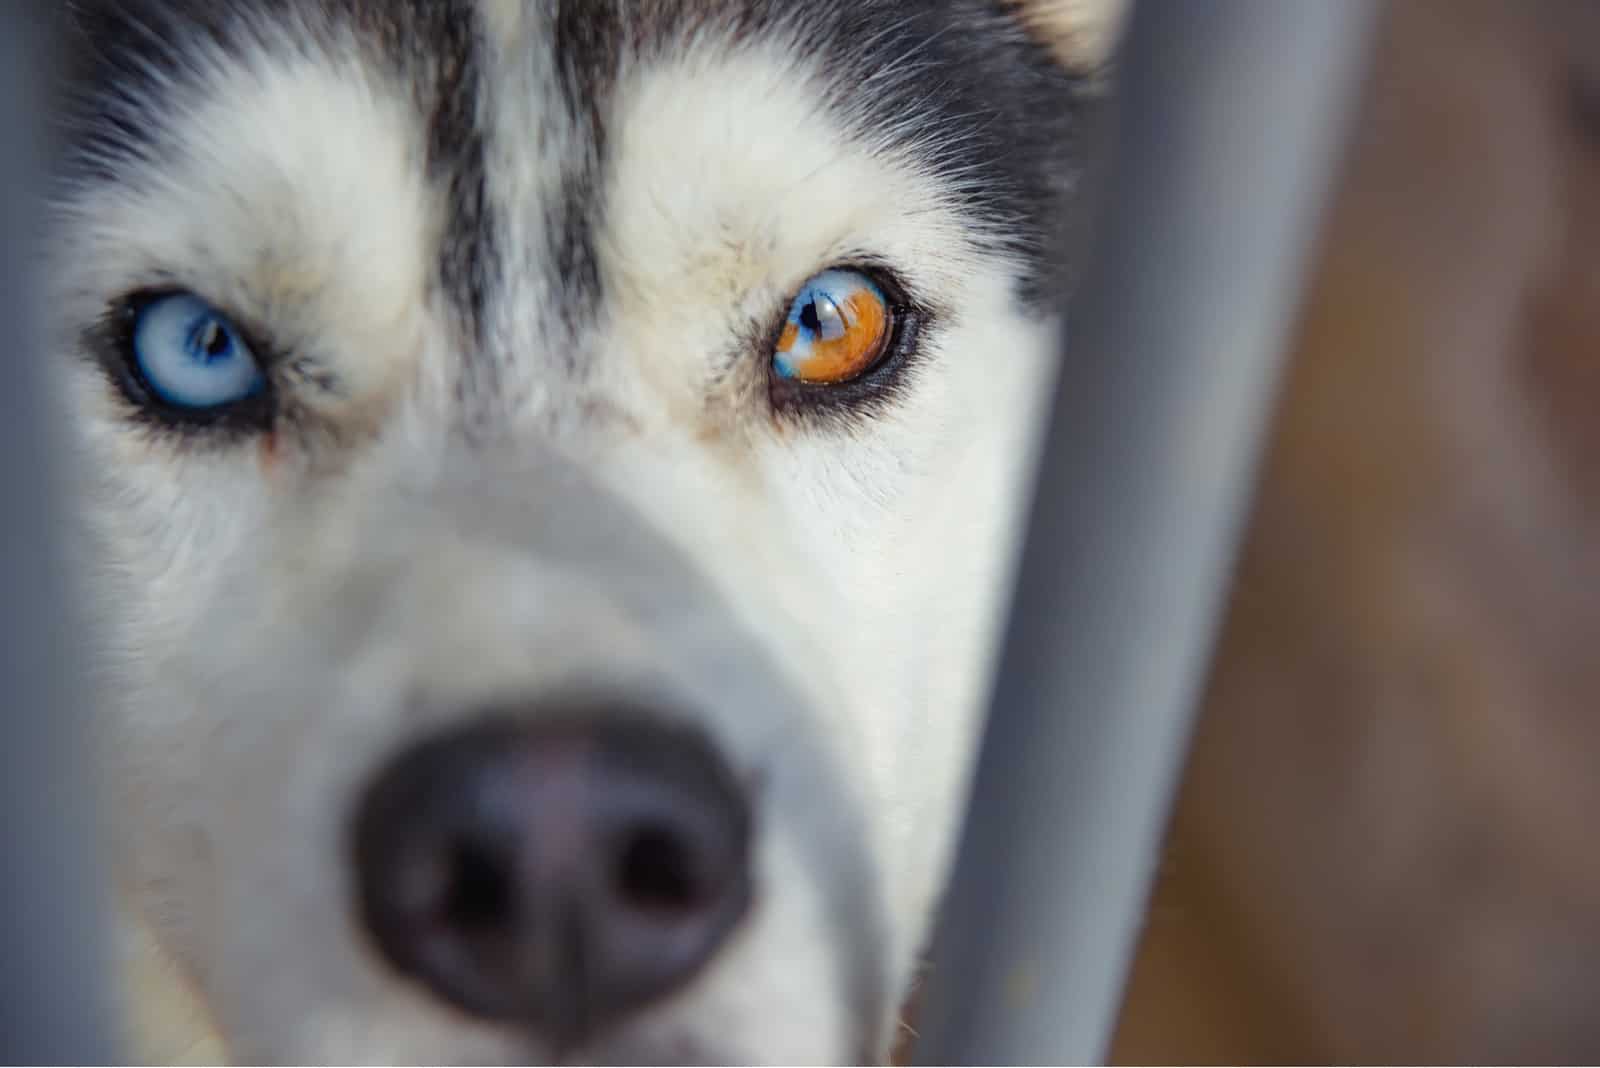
[
  {"x1": 766, "y1": 259, "x2": 935, "y2": 417},
  {"x1": 88, "y1": 286, "x2": 279, "y2": 435},
  {"x1": 117, "y1": 286, "x2": 280, "y2": 365}
]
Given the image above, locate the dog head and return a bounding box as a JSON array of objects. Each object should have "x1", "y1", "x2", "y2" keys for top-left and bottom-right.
[{"x1": 47, "y1": 0, "x2": 1122, "y2": 1061}]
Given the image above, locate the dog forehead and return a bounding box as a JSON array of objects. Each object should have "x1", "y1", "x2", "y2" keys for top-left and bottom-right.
[
  {"x1": 54, "y1": 0, "x2": 1087, "y2": 430},
  {"x1": 464, "y1": 0, "x2": 1091, "y2": 408}
]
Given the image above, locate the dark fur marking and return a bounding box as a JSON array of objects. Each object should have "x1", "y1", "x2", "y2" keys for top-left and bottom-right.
[
  {"x1": 411, "y1": 4, "x2": 494, "y2": 341},
  {"x1": 547, "y1": 1, "x2": 624, "y2": 359}
]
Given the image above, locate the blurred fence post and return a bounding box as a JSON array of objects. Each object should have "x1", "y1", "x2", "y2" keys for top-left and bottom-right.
[
  {"x1": 912, "y1": 1, "x2": 1376, "y2": 1062},
  {"x1": 0, "y1": 3, "x2": 119, "y2": 1062}
]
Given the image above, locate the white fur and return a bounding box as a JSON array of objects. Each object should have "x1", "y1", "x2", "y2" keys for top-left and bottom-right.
[{"x1": 57, "y1": 11, "x2": 1064, "y2": 1064}]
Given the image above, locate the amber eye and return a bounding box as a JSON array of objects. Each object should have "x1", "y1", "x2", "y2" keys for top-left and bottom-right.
[{"x1": 772, "y1": 269, "x2": 893, "y2": 385}]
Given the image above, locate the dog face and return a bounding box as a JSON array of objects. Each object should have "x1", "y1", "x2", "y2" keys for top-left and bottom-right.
[{"x1": 47, "y1": 1, "x2": 1112, "y2": 1061}]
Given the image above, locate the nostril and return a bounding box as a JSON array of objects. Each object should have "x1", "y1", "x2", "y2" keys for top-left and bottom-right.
[
  {"x1": 616, "y1": 825, "x2": 703, "y2": 914},
  {"x1": 444, "y1": 837, "x2": 515, "y2": 931}
]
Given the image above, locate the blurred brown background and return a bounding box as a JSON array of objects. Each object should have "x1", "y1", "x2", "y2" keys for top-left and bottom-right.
[{"x1": 1112, "y1": 0, "x2": 1600, "y2": 1060}]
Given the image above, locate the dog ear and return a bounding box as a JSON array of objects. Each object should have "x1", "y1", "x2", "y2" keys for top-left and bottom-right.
[{"x1": 1002, "y1": 0, "x2": 1131, "y2": 72}]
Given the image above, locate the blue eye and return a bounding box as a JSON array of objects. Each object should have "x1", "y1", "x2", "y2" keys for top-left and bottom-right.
[{"x1": 129, "y1": 292, "x2": 266, "y2": 412}]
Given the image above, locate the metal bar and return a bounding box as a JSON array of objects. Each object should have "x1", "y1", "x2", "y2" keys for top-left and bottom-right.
[
  {"x1": 911, "y1": 1, "x2": 1376, "y2": 1063},
  {"x1": 0, "y1": 3, "x2": 120, "y2": 1062}
]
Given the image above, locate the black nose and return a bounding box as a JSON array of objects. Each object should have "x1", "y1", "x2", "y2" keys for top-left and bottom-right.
[{"x1": 350, "y1": 710, "x2": 753, "y2": 1048}]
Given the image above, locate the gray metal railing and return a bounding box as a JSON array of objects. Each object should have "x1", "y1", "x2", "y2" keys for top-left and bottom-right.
[
  {"x1": 0, "y1": 4, "x2": 119, "y2": 1062},
  {"x1": 912, "y1": 1, "x2": 1376, "y2": 1062}
]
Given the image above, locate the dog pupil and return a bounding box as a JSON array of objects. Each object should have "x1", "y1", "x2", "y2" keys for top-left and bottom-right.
[
  {"x1": 799, "y1": 300, "x2": 822, "y2": 333},
  {"x1": 200, "y1": 321, "x2": 229, "y2": 358}
]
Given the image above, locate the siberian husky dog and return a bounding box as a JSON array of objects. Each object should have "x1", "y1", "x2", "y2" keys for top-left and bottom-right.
[{"x1": 46, "y1": 0, "x2": 1123, "y2": 1062}]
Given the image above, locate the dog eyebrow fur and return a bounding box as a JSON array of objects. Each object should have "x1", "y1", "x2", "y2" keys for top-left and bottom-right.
[{"x1": 538, "y1": 0, "x2": 1101, "y2": 317}]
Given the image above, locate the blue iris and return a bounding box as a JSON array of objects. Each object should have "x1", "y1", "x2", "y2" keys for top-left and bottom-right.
[{"x1": 132, "y1": 293, "x2": 265, "y2": 410}]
